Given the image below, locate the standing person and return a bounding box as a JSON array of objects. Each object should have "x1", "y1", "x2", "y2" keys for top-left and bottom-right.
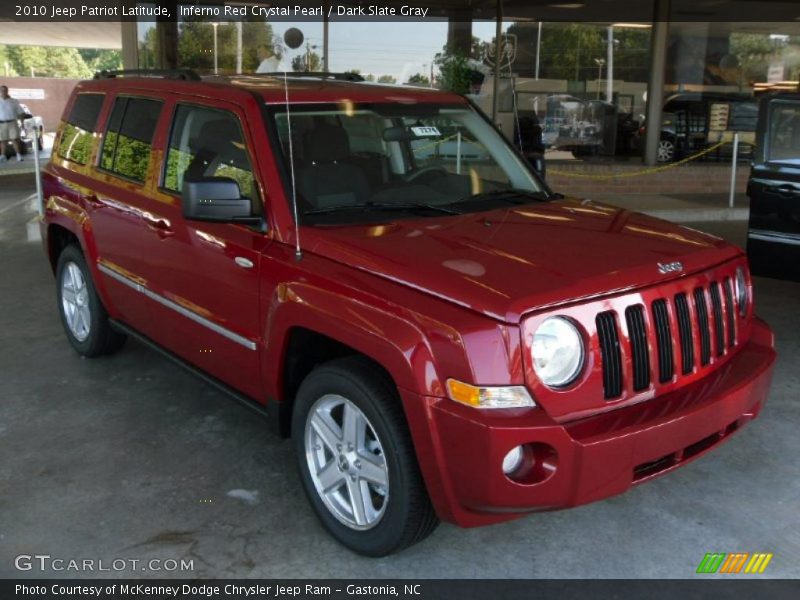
[
  {"x1": 0, "y1": 85, "x2": 24, "y2": 162},
  {"x1": 255, "y1": 44, "x2": 281, "y2": 73}
]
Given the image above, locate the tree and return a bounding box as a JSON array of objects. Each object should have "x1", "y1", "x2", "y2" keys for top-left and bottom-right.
[
  {"x1": 78, "y1": 49, "x2": 123, "y2": 73},
  {"x1": 5, "y1": 45, "x2": 92, "y2": 78},
  {"x1": 138, "y1": 26, "x2": 158, "y2": 70},
  {"x1": 0, "y1": 45, "x2": 19, "y2": 76},
  {"x1": 407, "y1": 72, "x2": 430, "y2": 85},
  {"x1": 377, "y1": 74, "x2": 397, "y2": 84},
  {"x1": 433, "y1": 35, "x2": 486, "y2": 66},
  {"x1": 292, "y1": 51, "x2": 322, "y2": 72},
  {"x1": 178, "y1": 20, "x2": 280, "y2": 73},
  {"x1": 729, "y1": 33, "x2": 800, "y2": 85},
  {"x1": 437, "y1": 54, "x2": 473, "y2": 94},
  {"x1": 341, "y1": 68, "x2": 373, "y2": 80}
]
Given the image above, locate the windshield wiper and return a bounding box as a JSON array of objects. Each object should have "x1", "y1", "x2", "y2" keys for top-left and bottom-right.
[
  {"x1": 456, "y1": 188, "x2": 551, "y2": 205},
  {"x1": 303, "y1": 202, "x2": 462, "y2": 216}
]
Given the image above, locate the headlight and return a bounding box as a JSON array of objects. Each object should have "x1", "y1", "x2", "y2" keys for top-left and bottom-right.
[
  {"x1": 735, "y1": 267, "x2": 748, "y2": 316},
  {"x1": 532, "y1": 316, "x2": 584, "y2": 387}
]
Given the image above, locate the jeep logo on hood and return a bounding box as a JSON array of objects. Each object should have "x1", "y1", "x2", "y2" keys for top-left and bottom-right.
[{"x1": 657, "y1": 261, "x2": 684, "y2": 274}]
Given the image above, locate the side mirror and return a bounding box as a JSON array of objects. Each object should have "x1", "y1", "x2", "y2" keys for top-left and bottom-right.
[{"x1": 182, "y1": 177, "x2": 254, "y2": 223}]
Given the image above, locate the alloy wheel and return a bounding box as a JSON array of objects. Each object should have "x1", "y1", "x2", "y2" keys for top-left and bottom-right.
[
  {"x1": 657, "y1": 139, "x2": 675, "y2": 163},
  {"x1": 304, "y1": 394, "x2": 389, "y2": 530},
  {"x1": 61, "y1": 262, "x2": 91, "y2": 342}
]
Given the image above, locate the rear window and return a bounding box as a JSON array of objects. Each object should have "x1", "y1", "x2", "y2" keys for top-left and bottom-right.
[
  {"x1": 56, "y1": 93, "x2": 105, "y2": 165},
  {"x1": 100, "y1": 96, "x2": 163, "y2": 182}
]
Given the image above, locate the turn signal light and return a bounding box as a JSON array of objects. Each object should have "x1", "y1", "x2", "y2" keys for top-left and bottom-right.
[{"x1": 446, "y1": 379, "x2": 536, "y2": 409}]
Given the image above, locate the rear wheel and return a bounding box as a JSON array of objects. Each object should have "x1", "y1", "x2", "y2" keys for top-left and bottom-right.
[
  {"x1": 292, "y1": 357, "x2": 438, "y2": 556},
  {"x1": 56, "y1": 244, "x2": 126, "y2": 357}
]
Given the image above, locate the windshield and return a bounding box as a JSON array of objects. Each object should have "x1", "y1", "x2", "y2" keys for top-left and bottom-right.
[{"x1": 269, "y1": 102, "x2": 546, "y2": 224}]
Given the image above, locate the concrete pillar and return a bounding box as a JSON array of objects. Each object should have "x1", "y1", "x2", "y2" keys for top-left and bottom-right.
[
  {"x1": 120, "y1": 21, "x2": 139, "y2": 70},
  {"x1": 606, "y1": 26, "x2": 614, "y2": 103},
  {"x1": 155, "y1": 0, "x2": 178, "y2": 70},
  {"x1": 644, "y1": 0, "x2": 671, "y2": 166},
  {"x1": 156, "y1": 23, "x2": 178, "y2": 69},
  {"x1": 447, "y1": 15, "x2": 473, "y2": 56}
]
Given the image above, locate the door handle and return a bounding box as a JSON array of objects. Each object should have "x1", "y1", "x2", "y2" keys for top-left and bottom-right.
[
  {"x1": 765, "y1": 184, "x2": 800, "y2": 198},
  {"x1": 143, "y1": 214, "x2": 174, "y2": 237},
  {"x1": 84, "y1": 194, "x2": 102, "y2": 207}
]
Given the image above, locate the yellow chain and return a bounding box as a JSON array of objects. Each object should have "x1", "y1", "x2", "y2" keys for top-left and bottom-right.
[{"x1": 547, "y1": 140, "x2": 730, "y2": 180}]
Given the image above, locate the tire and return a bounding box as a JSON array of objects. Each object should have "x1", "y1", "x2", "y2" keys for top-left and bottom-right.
[
  {"x1": 56, "y1": 244, "x2": 126, "y2": 357},
  {"x1": 656, "y1": 137, "x2": 676, "y2": 163},
  {"x1": 292, "y1": 356, "x2": 439, "y2": 556}
]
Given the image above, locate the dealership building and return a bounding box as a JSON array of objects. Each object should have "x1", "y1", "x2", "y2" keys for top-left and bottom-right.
[{"x1": 4, "y1": 0, "x2": 800, "y2": 169}]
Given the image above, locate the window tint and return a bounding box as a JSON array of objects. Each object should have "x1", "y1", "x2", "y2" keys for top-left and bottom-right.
[
  {"x1": 100, "y1": 96, "x2": 162, "y2": 182},
  {"x1": 767, "y1": 102, "x2": 800, "y2": 165},
  {"x1": 163, "y1": 104, "x2": 257, "y2": 202},
  {"x1": 57, "y1": 93, "x2": 104, "y2": 165}
]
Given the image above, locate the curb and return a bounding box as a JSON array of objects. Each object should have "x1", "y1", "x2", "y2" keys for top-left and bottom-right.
[{"x1": 640, "y1": 208, "x2": 748, "y2": 223}]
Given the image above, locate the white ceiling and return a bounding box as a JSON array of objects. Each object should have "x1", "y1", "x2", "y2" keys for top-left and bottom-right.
[{"x1": 0, "y1": 22, "x2": 122, "y2": 49}]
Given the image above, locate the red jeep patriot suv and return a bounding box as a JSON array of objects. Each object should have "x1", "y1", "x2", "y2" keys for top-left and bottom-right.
[{"x1": 40, "y1": 70, "x2": 775, "y2": 556}]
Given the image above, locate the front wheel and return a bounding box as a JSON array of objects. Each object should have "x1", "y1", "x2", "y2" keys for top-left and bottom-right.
[
  {"x1": 56, "y1": 244, "x2": 126, "y2": 357},
  {"x1": 292, "y1": 357, "x2": 438, "y2": 556},
  {"x1": 656, "y1": 137, "x2": 676, "y2": 163}
]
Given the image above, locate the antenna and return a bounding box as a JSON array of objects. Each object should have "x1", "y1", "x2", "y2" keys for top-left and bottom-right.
[{"x1": 283, "y1": 71, "x2": 302, "y2": 261}]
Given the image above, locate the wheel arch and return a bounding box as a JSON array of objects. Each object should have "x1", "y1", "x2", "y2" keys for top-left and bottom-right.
[{"x1": 264, "y1": 285, "x2": 444, "y2": 438}]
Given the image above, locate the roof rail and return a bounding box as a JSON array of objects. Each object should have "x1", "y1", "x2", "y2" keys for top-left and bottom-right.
[
  {"x1": 261, "y1": 71, "x2": 366, "y2": 83},
  {"x1": 93, "y1": 69, "x2": 201, "y2": 81}
]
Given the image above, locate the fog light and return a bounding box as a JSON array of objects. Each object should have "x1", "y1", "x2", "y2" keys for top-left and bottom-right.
[{"x1": 502, "y1": 446, "x2": 524, "y2": 475}]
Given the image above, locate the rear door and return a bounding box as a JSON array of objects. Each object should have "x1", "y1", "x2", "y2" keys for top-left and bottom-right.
[
  {"x1": 747, "y1": 94, "x2": 800, "y2": 280},
  {"x1": 88, "y1": 94, "x2": 164, "y2": 329}
]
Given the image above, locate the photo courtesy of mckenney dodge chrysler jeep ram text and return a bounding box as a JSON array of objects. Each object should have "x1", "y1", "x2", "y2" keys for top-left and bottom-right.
[{"x1": 40, "y1": 69, "x2": 776, "y2": 557}]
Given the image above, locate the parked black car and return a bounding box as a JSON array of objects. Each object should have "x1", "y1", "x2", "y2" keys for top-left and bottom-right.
[
  {"x1": 638, "y1": 92, "x2": 757, "y2": 163},
  {"x1": 747, "y1": 92, "x2": 800, "y2": 281}
]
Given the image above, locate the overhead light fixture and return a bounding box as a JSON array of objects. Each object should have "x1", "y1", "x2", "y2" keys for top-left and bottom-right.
[
  {"x1": 549, "y1": 3, "x2": 585, "y2": 8},
  {"x1": 612, "y1": 23, "x2": 652, "y2": 29}
]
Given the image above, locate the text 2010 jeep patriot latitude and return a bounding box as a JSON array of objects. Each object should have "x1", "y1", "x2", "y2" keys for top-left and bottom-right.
[{"x1": 41, "y1": 71, "x2": 776, "y2": 556}]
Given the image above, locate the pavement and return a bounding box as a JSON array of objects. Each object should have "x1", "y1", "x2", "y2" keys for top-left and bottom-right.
[
  {"x1": 1, "y1": 173, "x2": 798, "y2": 579},
  {"x1": 590, "y1": 192, "x2": 750, "y2": 223},
  {"x1": 0, "y1": 134, "x2": 53, "y2": 176}
]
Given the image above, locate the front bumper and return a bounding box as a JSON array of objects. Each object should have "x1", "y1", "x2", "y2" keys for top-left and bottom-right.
[{"x1": 404, "y1": 318, "x2": 775, "y2": 527}]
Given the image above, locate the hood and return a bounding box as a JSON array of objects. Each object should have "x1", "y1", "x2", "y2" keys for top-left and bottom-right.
[{"x1": 304, "y1": 198, "x2": 741, "y2": 323}]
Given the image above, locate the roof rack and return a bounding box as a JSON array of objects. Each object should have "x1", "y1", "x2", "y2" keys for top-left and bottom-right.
[
  {"x1": 261, "y1": 71, "x2": 365, "y2": 83},
  {"x1": 94, "y1": 69, "x2": 201, "y2": 81}
]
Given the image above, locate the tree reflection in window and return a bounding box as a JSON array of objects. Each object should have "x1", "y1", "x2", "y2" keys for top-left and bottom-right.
[
  {"x1": 163, "y1": 104, "x2": 257, "y2": 205},
  {"x1": 100, "y1": 97, "x2": 162, "y2": 182},
  {"x1": 57, "y1": 93, "x2": 104, "y2": 165}
]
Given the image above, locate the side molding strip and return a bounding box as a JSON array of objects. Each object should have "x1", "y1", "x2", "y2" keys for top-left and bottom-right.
[
  {"x1": 98, "y1": 263, "x2": 258, "y2": 351},
  {"x1": 748, "y1": 229, "x2": 800, "y2": 246}
]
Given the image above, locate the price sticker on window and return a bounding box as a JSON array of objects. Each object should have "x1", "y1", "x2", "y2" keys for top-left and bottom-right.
[{"x1": 410, "y1": 126, "x2": 441, "y2": 138}]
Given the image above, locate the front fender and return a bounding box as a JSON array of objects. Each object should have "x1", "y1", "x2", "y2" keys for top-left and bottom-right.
[{"x1": 262, "y1": 280, "x2": 443, "y2": 400}]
